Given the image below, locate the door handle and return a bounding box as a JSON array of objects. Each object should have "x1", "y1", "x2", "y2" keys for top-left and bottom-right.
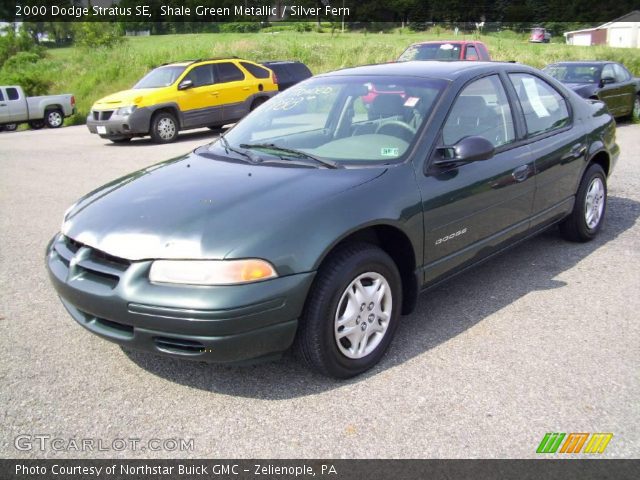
[
  {"x1": 512, "y1": 165, "x2": 530, "y2": 183},
  {"x1": 0, "y1": 104, "x2": 7, "y2": 107},
  {"x1": 210, "y1": 92, "x2": 219, "y2": 96},
  {"x1": 569, "y1": 143, "x2": 586, "y2": 159},
  {"x1": 242, "y1": 87, "x2": 250, "y2": 91}
]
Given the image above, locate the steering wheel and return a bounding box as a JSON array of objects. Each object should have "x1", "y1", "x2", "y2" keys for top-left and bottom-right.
[{"x1": 375, "y1": 121, "x2": 416, "y2": 142}]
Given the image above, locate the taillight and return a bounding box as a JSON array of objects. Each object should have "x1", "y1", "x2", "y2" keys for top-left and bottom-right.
[
  {"x1": 272, "y1": 71, "x2": 279, "y2": 85},
  {"x1": 71, "y1": 95, "x2": 76, "y2": 107}
]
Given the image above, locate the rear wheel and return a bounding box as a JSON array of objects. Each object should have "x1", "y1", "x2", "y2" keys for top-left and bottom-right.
[
  {"x1": 560, "y1": 163, "x2": 607, "y2": 242},
  {"x1": 45, "y1": 109, "x2": 64, "y2": 128},
  {"x1": 295, "y1": 243, "x2": 402, "y2": 378},
  {"x1": 4, "y1": 123, "x2": 17, "y2": 131},
  {"x1": 28, "y1": 120, "x2": 45, "y2": 130},
  {"x1": 150, "y1": 111, "x2": 178, "y2": 143},
  {"x1": 250, "y1": 97, "x2": 267, "y2": 111}
]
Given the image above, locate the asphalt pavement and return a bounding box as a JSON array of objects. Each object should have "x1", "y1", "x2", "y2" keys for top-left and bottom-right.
[{"x1": 0, "y1": 124, "x2": 638, "y2": 458}]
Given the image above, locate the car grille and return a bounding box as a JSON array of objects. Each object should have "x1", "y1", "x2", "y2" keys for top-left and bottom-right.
[
  {"x1": 52, "y1": 235, "x2": 131, "y2": 289},
  {"x1": 92, "y1": 110, "x2": 114, "y2": 121}
]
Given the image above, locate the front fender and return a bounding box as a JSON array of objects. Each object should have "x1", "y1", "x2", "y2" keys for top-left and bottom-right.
[{"x1": 223, "y1": 164, "x2": 424, "y2": 275}]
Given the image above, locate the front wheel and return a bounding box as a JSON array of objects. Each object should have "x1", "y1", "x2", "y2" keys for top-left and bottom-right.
[
  {"x1": 45, "y1": 109, "x2": 64, "y2": 128},
  {"x1": 150, "y1": 111, "x2": 179, "y2": 143},
  {"x1": 295, "y1": 243, "x2": 402, "y2": 378},
  {"x1": 560, "y1": 163, "x2": 607, "y2": 242}
]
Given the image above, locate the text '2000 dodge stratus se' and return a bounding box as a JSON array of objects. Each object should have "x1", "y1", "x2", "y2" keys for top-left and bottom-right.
[{"x1": 47, "y1": 61, "x2": 618, "y2": 378}]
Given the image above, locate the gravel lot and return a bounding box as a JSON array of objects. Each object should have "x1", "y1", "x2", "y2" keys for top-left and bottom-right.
[{"x1": 1, "y1": 124, "x2": 638, "y2": 459}]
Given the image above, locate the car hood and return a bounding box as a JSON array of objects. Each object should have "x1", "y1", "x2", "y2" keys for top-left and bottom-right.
[
  {"x1": 62, "y1": 151, "x2": 385, "y2": 261},
  {"x1": 92, "y1": 89, "x2": 157, "y2": 109},
  {"x1": 564, "y1": 83, "x2": 597, "y2": 97}
]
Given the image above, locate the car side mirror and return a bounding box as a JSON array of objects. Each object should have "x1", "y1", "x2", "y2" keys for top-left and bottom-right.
[
  {"x1": 178, "y1": 79, "x2": 194, "y2": 90},
  {"x1": 434, "y1": 136, "x2": 495, "y2": 166},
  {"x1": 600, "y1": 76, "x2": 615, "y2": 87}
]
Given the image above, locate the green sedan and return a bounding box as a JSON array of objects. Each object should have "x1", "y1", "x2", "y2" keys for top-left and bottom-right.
[{"x1": 47, "y1": 61, "x2": 619, "y2": 378}]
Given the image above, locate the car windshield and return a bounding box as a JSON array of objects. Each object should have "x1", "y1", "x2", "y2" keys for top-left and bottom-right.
[
  {"x1": 209, "y1": 76, "x2": 447, "y2": 165},
  {"x1": 133, "y1": 66, "x2": 186, "y2": 89},
  {"x1": 398, "y1": 44, "x2": 462, "y2": 62},
  {"x1": 543, "y1": 64, "x2": 601, "y2": 84}
]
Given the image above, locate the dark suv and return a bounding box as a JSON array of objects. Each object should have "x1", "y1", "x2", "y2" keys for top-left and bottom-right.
[{"x1": 48, "y1": 61, "x2": 618, "y2": 378}]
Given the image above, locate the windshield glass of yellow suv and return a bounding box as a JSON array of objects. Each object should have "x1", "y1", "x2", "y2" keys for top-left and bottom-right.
[
  {"x1": 134, "y1": 66, "x2": 187, "y2": 89},
  {"x1": 212, "y1": 76, "x2": 447, "y2": 164}
]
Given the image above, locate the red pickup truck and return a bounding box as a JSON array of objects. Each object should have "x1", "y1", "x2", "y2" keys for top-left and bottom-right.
[{"x1": 397, "y1": 40, "x2": 491, "y2": 62}]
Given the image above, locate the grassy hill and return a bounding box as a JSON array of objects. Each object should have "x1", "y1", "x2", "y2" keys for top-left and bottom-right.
[{"x1": 21, "y1": 31, "x2": 640, "y2": 124}]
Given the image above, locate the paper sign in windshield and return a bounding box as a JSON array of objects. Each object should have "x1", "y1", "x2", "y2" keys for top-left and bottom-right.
[{"x1": 522, "y1": 77, "x2": 550, "y2": 118}]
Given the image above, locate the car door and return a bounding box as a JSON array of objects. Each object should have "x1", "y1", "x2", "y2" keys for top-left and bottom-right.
[
  {"x1": 613, "y1": 63, "x2": 637, "y2": 115},
  {"x1": 176, "y1": 63, "x2": 221, "y2": 128},
  {"x1": 4, "y1": 87, "x2": 27, "y2": 122},
  {"x1": 507, "y1": 72, "x2": 586, "y2": 229},
  {"x1": 418, "y1": 74, "x2": 536, "y2": 284},
  {"x1": 0, "y1": 88, "x2": 9, "y2": 124},
  {"x1": 598, "y1": 63, "x2": 625, "y2": 115},
  {"x1": 214, "y1": 62, "x2": 251, "y2": 123}
]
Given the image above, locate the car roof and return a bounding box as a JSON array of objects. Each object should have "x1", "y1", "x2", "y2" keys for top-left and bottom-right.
[
  {"x1": 317, "y1": 61, "x2": 529, "y2": 82},
  {"x1": 163, "y1": 57, "x2": 242, "y2": 67},
  {"x1": 547, "y1": 61, "x2": 612, "y2": 66},
  {"x1": 411, "y1": 40, "x2": 482, "y2": 46}
]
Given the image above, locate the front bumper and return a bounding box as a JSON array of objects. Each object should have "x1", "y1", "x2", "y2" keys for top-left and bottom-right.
[
  {"x1": 86, "y1": 108, "x2": 151, "y2": 138},
  {"x1": 46, "y1": 234, "x2": 315, "y2": 363}
]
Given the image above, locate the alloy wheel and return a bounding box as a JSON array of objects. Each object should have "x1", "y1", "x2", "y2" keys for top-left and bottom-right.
[
  {"x1": 584, "y1": 177, "x2": 605, "y2": 229},
  {"x1": 48, "y1": 111, "x2": 63, "y2": 127},
  {"x1": 157, "y1": 117, "x2": 176, "y2": 140},
  {"x1": 334, "y1": 272, "x2": 392, "y2": 359}
]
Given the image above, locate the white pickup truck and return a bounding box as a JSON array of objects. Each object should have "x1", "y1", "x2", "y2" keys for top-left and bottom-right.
[{"x1": 0, "y1": 85, "x2": 75, "y2": 131}]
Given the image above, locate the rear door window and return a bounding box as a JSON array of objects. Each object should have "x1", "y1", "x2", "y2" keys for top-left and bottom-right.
[
  {"x1": 7, "y1": 88, "x2": 20, "y2": 100},
  {"x1": 509, "y1": 73, "x2": 570, "y2": 137},
  {"x1": 613, "y1": 64, "x2": 630, "y2": 82},
  {"x1": 216, "y1": 62, "x2": 245, "y2": 83},
  {"x1": 240, "y1": 62, "x2": 270, "y2": 79}
]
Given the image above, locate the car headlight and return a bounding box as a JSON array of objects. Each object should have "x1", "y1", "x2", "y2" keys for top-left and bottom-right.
[
  {"x1": 149, "y1": 259, "x2": 278, "y2": 286},
  {"x1": 115, "y1": 105, "x2": 136, "y2": 116}
]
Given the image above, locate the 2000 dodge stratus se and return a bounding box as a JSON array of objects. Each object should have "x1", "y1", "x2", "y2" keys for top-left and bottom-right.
[{"x1": 47, "y1": 62, "x2": 618, "y2": 378}]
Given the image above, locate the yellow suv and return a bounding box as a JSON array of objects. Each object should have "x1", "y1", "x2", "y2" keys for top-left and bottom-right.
[{"x1": 87, "y1": 57, "x2": 278, "y2": 143}]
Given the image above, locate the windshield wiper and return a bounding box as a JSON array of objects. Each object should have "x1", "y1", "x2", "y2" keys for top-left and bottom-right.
[
  {"x1": 218, "y1": 135, "x2": 261, "y2": 164},
  {"x1": 239, "y1": 143, "x2": 341, "y2": 169}
]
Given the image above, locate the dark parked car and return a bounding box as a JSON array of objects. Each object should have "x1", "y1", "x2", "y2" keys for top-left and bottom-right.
[
  {"x1": 261, "y1": 61, "x2": 312, "y2": 91},
  {"x1": 47, "y1": 61, "x2": 618, "y2": 378},
  {"x1": 543, "y1": 61, "x2": 640, "y2": 119}
]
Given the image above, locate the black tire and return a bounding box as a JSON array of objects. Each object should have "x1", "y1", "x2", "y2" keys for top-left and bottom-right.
[
  {"x1": 207, "y1": 125, "x2": 223, "y2": 131},
  {"x1": 560, "y1": 163, "x2": 607, "y2": 242},
  {"x1": 109, "y1": 137, "x2": 132, "y2": 144},
  {"x1": 28, "y1": 120, "x2": 45, "y2": 130},
  {"x1": 250, "y1": 97, "x2": 267, "y2": 111},
  {"x1": 44, "y1": 109, "x2": 64, "y2": 128},
  {"x1": 295, "y1": 242, "x2": 402, "y2": 378},
  {"x1": 150, "y1": 111, "x2": 179, "y2": 143},
  {"x1": 4, "y1": 123, "x2": 17, "y2": 131}
]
